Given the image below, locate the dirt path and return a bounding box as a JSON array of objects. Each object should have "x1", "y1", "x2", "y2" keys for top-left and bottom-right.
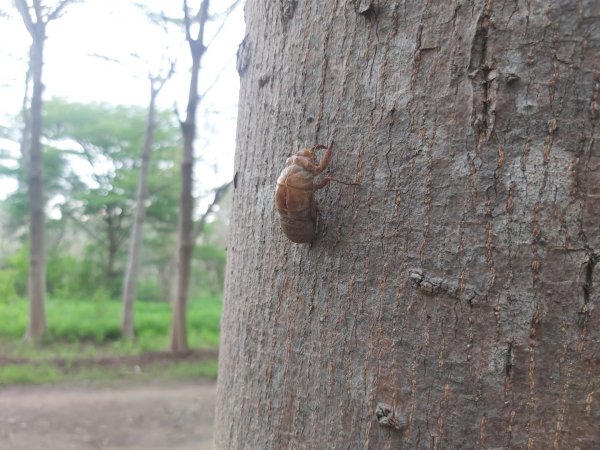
[{"x1": 0, "y1": 380, "x2": 216, "y2": 450}]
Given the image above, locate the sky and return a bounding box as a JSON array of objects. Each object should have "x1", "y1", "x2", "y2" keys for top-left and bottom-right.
[{"x1": 0, "y1": 0, "x2": 246, "y2": 201}]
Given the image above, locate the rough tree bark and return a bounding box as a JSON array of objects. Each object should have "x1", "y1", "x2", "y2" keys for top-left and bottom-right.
[
  {"x1": 170, "y1": 0, "x2": 210, "y2": 353},
  {"x1": 15, "y1": 0, "x2": 77, "y2": 341},
  {"x1": 121, "y1": 71, "x2": 172, "y2": 340},
  {"x1": 215, "y1": 1, "x2": 599, "y2": 448}
]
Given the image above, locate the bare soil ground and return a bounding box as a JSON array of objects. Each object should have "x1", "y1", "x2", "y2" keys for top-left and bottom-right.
[{"x1": 0, "y1": 379, "x2": 216, "y2": 450}]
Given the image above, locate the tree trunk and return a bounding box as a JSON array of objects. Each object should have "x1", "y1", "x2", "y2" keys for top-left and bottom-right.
[
  {"x1": 215, "y1": 1, "x2": 599, "y2": 448},
  {"x1": 19, "y1": 45, "x2": 33, "y2": 178},
  {"x1": 171, "y1": 118, "x2": 195, "y2": 352},
  {"x1": 161, "y1": 251, "x2": 177, "y2": 303},
  {"x1": 25, "y1": 22, "x2": 47, "y2": 342},
  {"x1": 16, "y1": 0, "x2": 79, "y2": 342},
  {"x1": 105, "y1": 212, "x2": 119, "y2": 290},
  {"x1": 163, "y1": 182, "x2": 229, "y2": 305},
  {"x1": 170, "y1": 0, "x2": 210, "y2": 353},
  {"x1": 121, "y1": 86, "x2": 158, "y2": 339}
]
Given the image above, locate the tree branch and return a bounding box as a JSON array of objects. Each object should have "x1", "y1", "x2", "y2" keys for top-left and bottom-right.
[
  {"x1": 14, "y1": 0, "x2": 36, "y2": 37},
  {"x1": 47, "y1": 0, "x2": 77, "y2": 21},
  {"x1": 198, "y1": 59, "x2": 231, "y2": 102},
  {"x1": 172, "y1": 101, "x2": 183, "y2": 126},
  {"x1": 87, "y1": 52, "x2": 122, "y2": 64},
  {"x1": 193, "y1": 181, "x2": 231, "y2": 241},
  {"x1": 192, "y1": 0, "x2": 210, "y2": 54},
  {"x1": 31, "y1": 0, "x2": 42, "y2": 23},
  {"x1": 62, "y1": 208, "x2": 101, "y2": 242},
  {"x1": 150, "y1": 58, "x2": 176, "y2": 96},
  {"x1": 204, "y1": 0, "x2": 242, "y2": 49},
  {"x1": 74, "y1": 139, "x2": 106, "y2": 187},
  {"x1": 183, "y1": 0, "x2": 192, "y2": 43}
]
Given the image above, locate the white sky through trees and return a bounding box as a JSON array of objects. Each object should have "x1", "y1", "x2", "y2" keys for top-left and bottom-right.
[{"x1": 0, "y1": 0, "x2": 245, "y2": 200}]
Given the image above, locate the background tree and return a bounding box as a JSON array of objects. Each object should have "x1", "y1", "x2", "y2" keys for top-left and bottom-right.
[
  {"x1": 14, "y1": 0, "x2": 79, "y2": 341},
  {"x1": 121, "y1": 63, "x2": 175, "y2": 340},
  {"x1": 42, "y1": 99, "x2": 181, "y2": 297},
  {"x1": 170, "y1": 0, "x2": 215, "y2": 353},
  {"x1": 2, "y1": 97, "x2": 230, "y2": 304},
  {"x1": 169, "y1": 0, "x2": 241, "y2": 353},
  {"x1": 215, "y1": 1, "x2": 599, "y2": 448}
]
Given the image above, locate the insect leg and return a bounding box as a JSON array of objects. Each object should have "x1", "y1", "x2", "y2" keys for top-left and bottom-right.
[
  {"x1": 314, "y1": 141, "x2": 333, "y2": 174},
  {"x1": 316, "y1": 176, "x2": 359, "y2": 190}
]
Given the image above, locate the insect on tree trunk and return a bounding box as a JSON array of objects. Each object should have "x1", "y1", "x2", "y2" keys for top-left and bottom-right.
[{"x1": 215, "y1": 1, "x2": 600, "y2": 448}]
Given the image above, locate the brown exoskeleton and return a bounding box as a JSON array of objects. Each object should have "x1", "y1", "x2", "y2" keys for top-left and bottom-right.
[{"x1": 275, "y1": 141, "x2": 357, "y2": 243}]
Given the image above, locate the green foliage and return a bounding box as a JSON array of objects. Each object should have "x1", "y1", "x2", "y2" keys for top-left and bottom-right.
[
  {"x1": 0, "y1": 269, "x2": 18, "y2": 302},
  {"x1": 46, "y1": 252, "x2": 83, "y2": 298},
  {"x1": 190, "y1": 211, "x2": 229, "y2": 297},
  {"x1": 0, "y1": 244, "x2": 121, "y2": 301},
  {"x1": 195, "y1": 242, "x2": 227, "y2": 262},
  {"x1": 0, "y1": 295, "x2": 221, "y2": 385},
  {"x1": 1, "y1": 146, "x2": 76, "y2": 233},
  {"x1": 0, "y1": 298, "x2": 25, "y2": 337},
  {"x1": 0, "y1": 245, "x2": 29, "y2": 298},
  {"x1": 135, "y1": 279, "x2": 164, "y2": 302},
  {"x1": 46, "y1": 299, "x2": 121, "y2": 343},
  {"x1": 2, "y1": 99, "x2": 184, "y2": 298},
  {"x1": 0, "y1": 98, "x2": 229, "y2": 386},
  {"x1": 0, "y1": 246, "x2": 28, "y2": 303},
  {"x1": 0, "y1": 295, "x2": 222, "y2": 348}
]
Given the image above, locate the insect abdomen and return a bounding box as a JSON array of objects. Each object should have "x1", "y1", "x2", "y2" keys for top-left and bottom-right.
[{"x1": 277, "y1": 207, "x2": 315, "y2": 243}]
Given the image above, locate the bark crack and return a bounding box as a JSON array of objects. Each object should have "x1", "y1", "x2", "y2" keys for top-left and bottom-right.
[
  {"x1": 583, "y1": 252, "x2": 598, "y2": 303},
  {"x1": 468, "y1": 0, "x2": 497, "y2": 145},
  {"x1": 410, "y1": 23, "x2": 424, "y2": 91},
  {"x1": 579, "y1": 250, "x2": 598, "y2": 328},
  {"x1": 409, "y1": 268, "x2": 483, "y2": 307},
  {"x1": 505, "y1": 341, "x2": 514, "y2": 377},
  {"x1": 590, "y1": 71, "x2": 600, "y2": 122}
]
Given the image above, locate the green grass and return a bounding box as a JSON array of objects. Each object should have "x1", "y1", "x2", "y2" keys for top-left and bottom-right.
[
  {"x1": 0, "y1": 359, "x2": 218, "y2": 386},
  {"x1": 0, "y1": 295, "x2": 221, "y2": 384},
  {"x1": 0, "y1": 363, "x2": 62, "y2": 385},
  {"x1": 157, "y1": 359, "x2": 218, "y2": 379},
  {"x1": 0, "y1": 295, "x2": 221, "y2": 352}
]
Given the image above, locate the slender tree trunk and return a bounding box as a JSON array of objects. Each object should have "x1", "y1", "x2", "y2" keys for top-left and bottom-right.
[
  {"x1": 215, "y1": 1, "x2": 599, "y2": 448},
  {"x1": 16, "y1": 0, "x2": 78, "y2": 342},
  {"x1": 170, "y1": 0, "x2": 210, "y2": 353},
  {"x1": 171, "y1": 116, "x2": 195, "y2": 352},
  {"x1": 19, "y1": 45, "x2": 33, "y2": 179},
  {"x1": 25, "y1": 23, "x2": 47, "y2": 341},
  {"x1": 161, "y1": 251, "x2": 177, "y2": 303},
  {"x1": 105, "y1": 213, "x2": 119, "y2": 288},
  {"x1": 163, "y1": 182, "x2": 228, "y2": 304},
  {"x1": 121, "y1": 86, "x2": 158, "y2": 339}
]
